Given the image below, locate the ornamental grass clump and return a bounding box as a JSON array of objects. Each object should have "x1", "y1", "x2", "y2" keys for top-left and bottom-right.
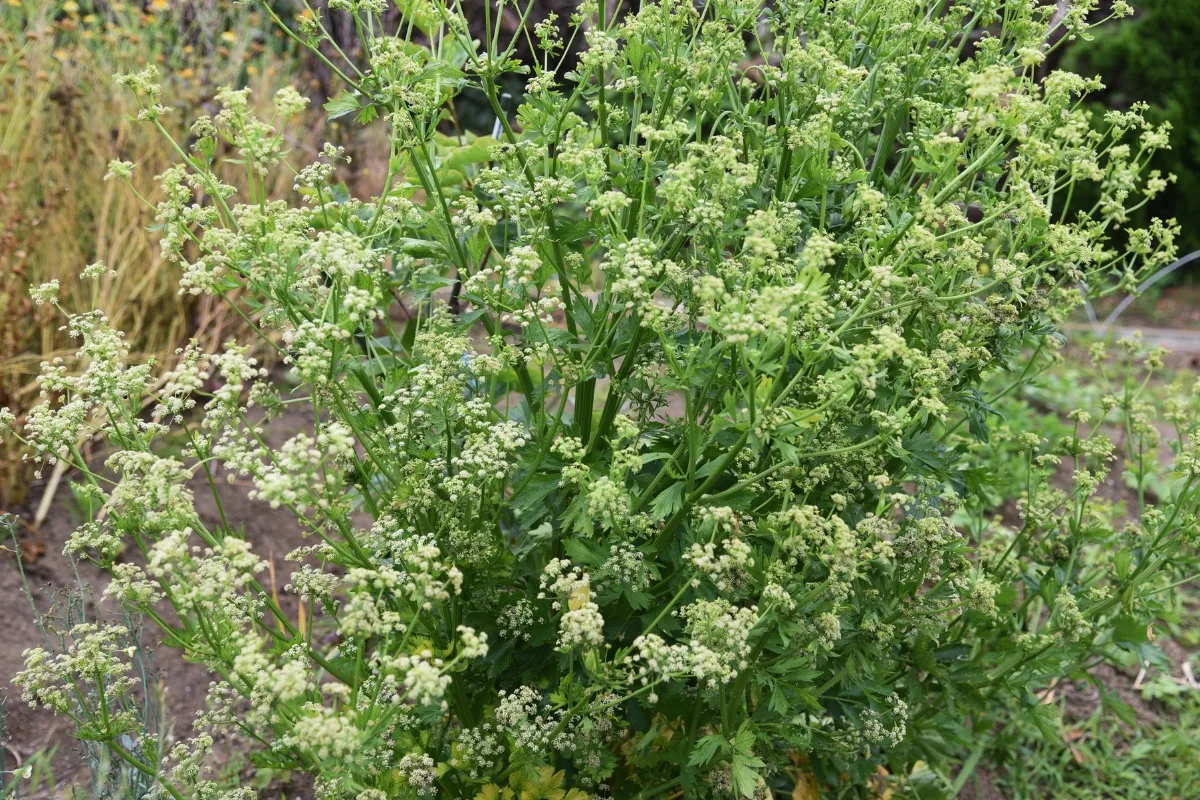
[{"x1": 6, "y1": 0, "x2": 1198, "y2": 797}]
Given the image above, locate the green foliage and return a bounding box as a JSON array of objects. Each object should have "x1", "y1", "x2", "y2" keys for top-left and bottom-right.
[
  {"x1": 947, "y1": 341, "x2": 1200, "y2": 798},
  {"x1": 1061, "y1": 0, "x2": 1200, "y2": 257},
  {"x1": 3, "y1": 1, "x2": 1198, "y2": 799},
  {"x1": 979, "y1": 644, "x2": 1200, "y2": 799}
]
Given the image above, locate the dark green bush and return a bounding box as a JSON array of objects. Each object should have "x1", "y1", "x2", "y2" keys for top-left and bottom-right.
[{"x1": 1062, "y1": 0, "x2": 1200, "y2": 259}]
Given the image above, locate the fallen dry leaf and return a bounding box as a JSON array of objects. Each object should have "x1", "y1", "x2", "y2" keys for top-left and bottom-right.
[
  {"x1": 18, "y1": 536, "x2": 45, "y2": 564},
  {"x1": 791, "y1": 771, "x2": 819, "y2": 800}
]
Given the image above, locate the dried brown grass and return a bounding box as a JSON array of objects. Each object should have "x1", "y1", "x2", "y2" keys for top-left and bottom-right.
[{"x1": 0, "y1": 1, "x2": 311, "y2": 505}]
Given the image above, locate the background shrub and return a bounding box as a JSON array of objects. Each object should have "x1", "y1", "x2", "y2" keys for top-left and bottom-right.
[{"x1": 1060, "y1": 0, "x2": 1200, "y2": 259}]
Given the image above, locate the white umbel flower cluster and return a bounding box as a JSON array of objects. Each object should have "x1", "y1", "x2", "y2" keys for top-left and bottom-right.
[{"x1": 540, "y1": 559, "x2": 605, "y2": 651}]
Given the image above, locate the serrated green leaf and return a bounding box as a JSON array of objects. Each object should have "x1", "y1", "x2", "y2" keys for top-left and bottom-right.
[
  {"x1": 395, "y1": 238, "x2": 447, "y2": 259},
  {"x1": 1029, "y1": 702, "x2": 1060, "y2": 742},
  {"x1": 687, "y1": 734, "x2": 725, "y2": 767},
  {"x1": 730, "y1": 750, "x2": 764, "y2": 798},
  {"x1": 563, "y1": 537, "x2": 605, "y2": 567},
  {"x1": 649, "y1": 482, "x2": 685, "y2": 521},
  {"x1": 446, "y1": 136, "x2": 499, "y2": 170},
  {"x1": 324, "y1": 92, "x2": 360, "y2": 120}
]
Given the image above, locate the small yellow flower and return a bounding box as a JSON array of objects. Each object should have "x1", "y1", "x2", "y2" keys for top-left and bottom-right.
[
  {"x1": 220, "y1": 31, "x2": 236, "y2": 44},
  {"x1": 62, "y1": 0, "x2": 79, "y2": 12},
  {"x1": 149, "y1": 0, "x2": 168, "y2": 11}
]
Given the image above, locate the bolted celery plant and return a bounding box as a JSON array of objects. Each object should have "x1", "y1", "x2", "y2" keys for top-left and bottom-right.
[{"x1": 6, "y1": 0, "x2": 1200, "y2": 797}]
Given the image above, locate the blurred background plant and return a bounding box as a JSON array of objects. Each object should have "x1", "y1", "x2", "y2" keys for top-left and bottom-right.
[
  {"x1": 1059, "y1": 0, "x2": 1200, "y2": 261},
  {"x1": 0, "y1": 1, "x2": 309, "y2": 507}
]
